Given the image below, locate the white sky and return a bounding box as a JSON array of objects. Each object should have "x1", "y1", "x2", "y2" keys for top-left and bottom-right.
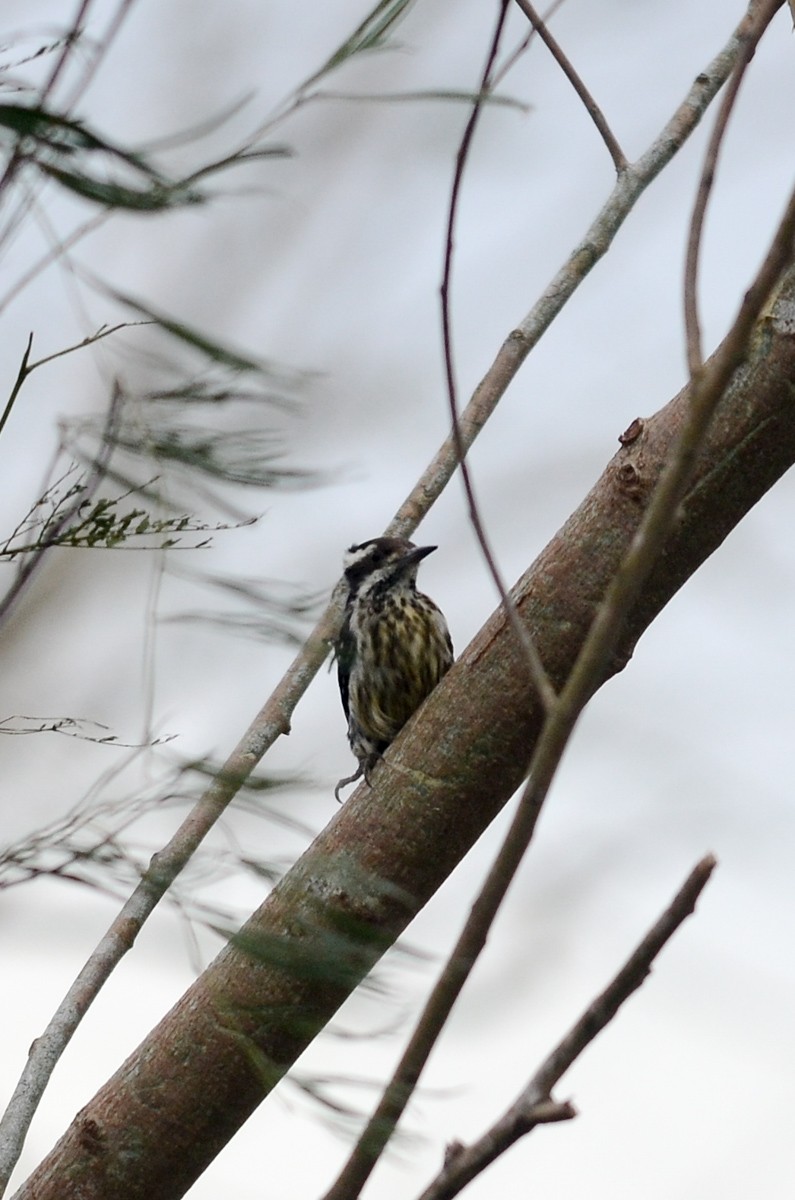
[{"x1": 0, "y1": 2, "x2": 794, "y2": 1198}]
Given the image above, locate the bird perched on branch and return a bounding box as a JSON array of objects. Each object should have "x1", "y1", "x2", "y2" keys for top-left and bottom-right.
[{"x1": 334, "y1": 537, "x2": 454, "y2": 801}]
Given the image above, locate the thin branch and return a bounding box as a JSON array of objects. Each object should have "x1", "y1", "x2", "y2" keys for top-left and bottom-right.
[
  {"x1": 493, "y1": 0, "x2": 567, "y2": 85},
  {"x1": 28, "y1": 322, "x2": 149, "y2": 371},
  {"x1": 0, "y1": 332, "x2": 33, "y2": 441},
  {"x1": 512, "y1": 0, "x2": 627, "y2": 172},
  {"x1": 60, "y1": 0, "x2": 140, "y2": 111},
  {"x1": 0, "y1": 211, "x2": 108, "y2": 316},
  {"x1": 683, "y1": 0, "x2": 776, "y2": 372},
  {"x1": 441, "y1": 0, "x2": 557, "y2": 712},
  {"x1": 36, "y1": 0, "x2": 94, "y2": 107},
  {"x1": 2, "y1": 322, "x2": 145, "y2": 418},
  {"x1": 0, "y1": 7, "x2": 764, "y2": 1190},
  {"x1": 417, "y1": 856, "x2": 717, "y2": 1200}
]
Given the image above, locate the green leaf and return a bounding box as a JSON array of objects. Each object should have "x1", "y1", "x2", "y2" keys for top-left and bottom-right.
[
  {"x1": 0, "y1": 103, "x2": 103, "y2": 151},
  {"x1": 102, "y1": 288, "x2": 267, "y2": 372},
  {"x1": 0, "y1": 103, "x2": 161, "y2": 176},
  {"x1": 38, "y1": 164, "x2": 203, "y2": 211},
  {"x1": 307, "y1": 0, "x2": 416, "y2": 85},
  {"x1": 313, "y1": 87, "x2": 528, "y2": 111}
]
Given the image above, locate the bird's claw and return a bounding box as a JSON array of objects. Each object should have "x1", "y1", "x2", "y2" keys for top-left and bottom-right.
[{"x1": 334, "y1": 753, "x2": 382, "y2": 803}]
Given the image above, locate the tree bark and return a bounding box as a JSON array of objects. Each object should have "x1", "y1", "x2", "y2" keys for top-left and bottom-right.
[{"x1": 15, "y1": 267, "x2": 795, "y2": 1200}]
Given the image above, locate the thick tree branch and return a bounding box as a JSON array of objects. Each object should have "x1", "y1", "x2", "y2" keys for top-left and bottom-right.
[
  {"x1": 321, "y1": 141, "x2": 795, "y2": 1200},
  {"x1": 13, "y1": 241, "x2": 795, "y2": 1197}
]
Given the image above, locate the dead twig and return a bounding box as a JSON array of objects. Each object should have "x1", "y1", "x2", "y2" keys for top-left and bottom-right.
[
  {"x1": 417, "y1": 856, "x2": 717, "y2": 1200},
  {"x1": 512, "y1": 0, "x2": 627, "y2": 172}
]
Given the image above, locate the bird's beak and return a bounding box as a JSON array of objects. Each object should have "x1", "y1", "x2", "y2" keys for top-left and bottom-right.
[{"x1": 401, "y1": 544, "x2": 437, "y2": 567}]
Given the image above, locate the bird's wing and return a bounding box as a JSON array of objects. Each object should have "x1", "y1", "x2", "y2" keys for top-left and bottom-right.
[{"x1": 336, "y1": 617, "x2": 355, "y2": 722}]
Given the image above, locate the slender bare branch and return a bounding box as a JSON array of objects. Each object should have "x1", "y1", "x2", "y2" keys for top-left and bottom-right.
[
  {"x1": 441, "y1": 0, "x2": 557, "y2": 711},
  {"x1": 0, "y1": 332, "x2": 33, "y2": 442},
  {"x1": 36, "y1": 0, "x2": 94, "y2": 106},
  {"x1": 683, "y1": 0, "x2": 780, "y2": 372},
  {"x1": 0, "y1": 212, "x2": 108, "y2": 315},
  {"x1": 493, "y1": 0, "x2": 567, "y2": 86},
  {"x1": 417, "y1": 856, "x2": 717, "y2": 1200},
  {"x1": 61, "y1": 0, "x2": 140, "y2": 110},
  {"x1": 512, "y1": 0, "x2": 627, "y2": 172}
]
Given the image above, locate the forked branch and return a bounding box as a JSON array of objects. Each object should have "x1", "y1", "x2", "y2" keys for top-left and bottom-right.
[{"x1": 418, "y1": 856, "x2": 716, "y2": 1200}]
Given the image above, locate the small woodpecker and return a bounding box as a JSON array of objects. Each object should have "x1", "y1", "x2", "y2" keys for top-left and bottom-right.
[{"x1": 334, "y1": 537, "x2": 453, "y2": 801}]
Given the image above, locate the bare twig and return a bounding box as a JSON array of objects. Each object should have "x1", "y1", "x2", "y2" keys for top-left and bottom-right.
[
  {"x1": 2, "y1": 323, "x2": 145, "y2": 433},
  {"x1": 0, "y1": 7, "x2": 765, "y2": 1190},
  {"x1": 493, "y1": 0, "x2": 567, "y2": 85},
  {"x1": 60, "y1": 0, "x2": 140, "y2": 110},
  {"x1": 0, "y1": 332, "x2": 33, "y2": 442},
  {"x1": 683, "y1": 0, "x2": 779, "y2": 372},
  {"x1": 441, "y1": 0, "x2": 557, "y2": 711},
  {"x1": 36, "y1": 0, "x2": 93, "y2": 107},
  {"x1": 512, "y1": 0, "x2": 627, "y2": 172},
  {"x1": 0, "y1": 212, "x2": 109, "y2": 315},
  {"x1": 417, "y1": 856, "x2": 717, "y2": 1200}
]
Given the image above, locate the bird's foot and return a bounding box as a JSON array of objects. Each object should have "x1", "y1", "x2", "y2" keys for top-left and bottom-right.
[
  {"x1": 334, "y1": 763, "x2": 364, "y2": 803},
  {"x1": 334, "y1": 753, "x2": 382, "y2": 803}
]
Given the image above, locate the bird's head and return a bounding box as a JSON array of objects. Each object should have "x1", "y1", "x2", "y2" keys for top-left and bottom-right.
[{"x1": 342, "y1": 537, "x2": 436, "y2": 598}]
